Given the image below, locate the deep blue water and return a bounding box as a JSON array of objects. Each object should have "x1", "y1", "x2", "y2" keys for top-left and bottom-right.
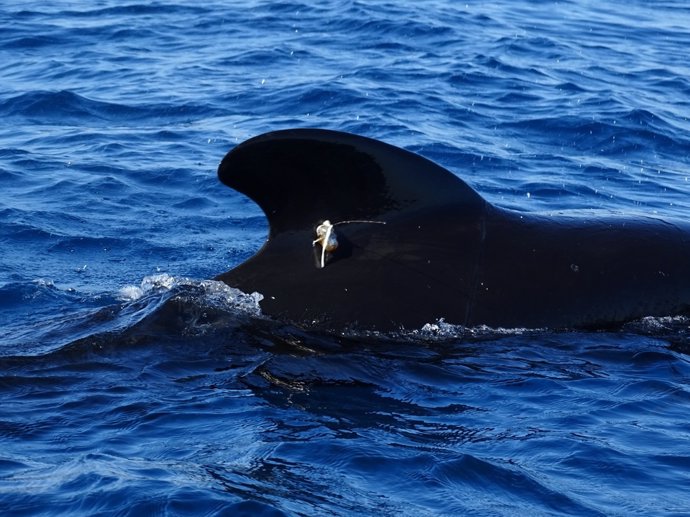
[{"x1": 2, "y1": 1, "x2": 690, "y2": 515}]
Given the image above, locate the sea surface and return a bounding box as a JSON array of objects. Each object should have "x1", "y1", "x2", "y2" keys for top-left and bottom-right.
[{"x1": 2, "y1": 1, "x2": 690, "y2": 515}]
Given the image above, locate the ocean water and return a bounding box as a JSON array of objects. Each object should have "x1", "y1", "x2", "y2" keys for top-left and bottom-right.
[{"x1": 2, "y1": 0, "x2": 690, "y2": 515}]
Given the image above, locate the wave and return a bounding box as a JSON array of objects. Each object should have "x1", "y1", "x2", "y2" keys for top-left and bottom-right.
[{"x1": 0, "y1": 90, "x2": 221, "y2": 125}]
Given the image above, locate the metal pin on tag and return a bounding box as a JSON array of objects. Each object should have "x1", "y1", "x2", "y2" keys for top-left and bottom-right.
[
  {"x1": 313, "y1": 220, "x2": 339, "y2": 269},
  {"x1": 312, "y1": 219, "x2": 386, "y2": 269}
]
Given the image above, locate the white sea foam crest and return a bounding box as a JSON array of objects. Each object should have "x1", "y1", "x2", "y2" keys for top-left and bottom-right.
[
  {"x1": 418, "y1": 318, "x2": 465, "y2": 338},
  {"x1": 406, "y1": 318, "x2": 539, "y2": 340},
  {"x1": 117, "y1": 273, "x2": 264, "y2": 315},
  {"x1": 117, "y1": 273, "x2": 176, "y2": 301},
  {"x1": 195, "y1": 279, "x2": 264, "y2": 316}
]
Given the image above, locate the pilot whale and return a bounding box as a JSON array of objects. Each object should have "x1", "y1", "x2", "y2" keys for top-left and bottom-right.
[{"x1": 215, "y1": 128, "x2": 690, "y2": 331}]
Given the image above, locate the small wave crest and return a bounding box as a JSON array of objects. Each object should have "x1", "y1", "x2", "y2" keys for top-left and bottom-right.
[
  {"x1": 332, "y1": 317, "x2": 544, "y2": 345},
  {"x1": 0, "y1": 274, "x2": 266, "y2": 360},
  {"x1": 341, "y1": 314, "x2": 690, "y2": 349},
  {"x1": 117, "y1": 273, "x2": 263, "y2": 316}
]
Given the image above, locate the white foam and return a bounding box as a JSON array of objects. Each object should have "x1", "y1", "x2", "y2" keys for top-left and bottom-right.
[
  {"x1": 117, "y1": 273, "x2": 179, "y2": 301},
  {"x1": 406, "y1": 318, "x2": 541, "y2": 341},
  {"x1": 195, "y1": 279, "x2": 264, "y2": 315},
  {"x1": 418, "y1": 318, "x2": 465, "y2": 338},
  {"x1": 116, "y1": 274, "x2": 264, "y2": 315},
  {"x1": 140, "y1": 273, "x2": 177, "y2": 291},
  {"x1": 116, "y1": 285, "x2": 144, "y2": 301}
]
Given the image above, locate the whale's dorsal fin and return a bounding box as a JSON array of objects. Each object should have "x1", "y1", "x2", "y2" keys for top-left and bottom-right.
[
  {"x1": 216, "y1": 129, "x2": 487, "y2": 330},
  {"x1": 218, "y1": 128, "x2": 484, "y2": 234}
]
